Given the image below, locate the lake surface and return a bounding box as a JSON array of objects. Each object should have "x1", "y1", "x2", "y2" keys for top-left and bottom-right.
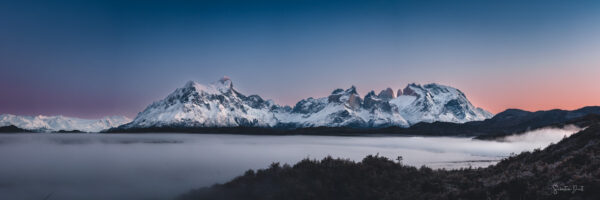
[{"x1": 0, "y1": 128, "x2": 577, "y2": 200}]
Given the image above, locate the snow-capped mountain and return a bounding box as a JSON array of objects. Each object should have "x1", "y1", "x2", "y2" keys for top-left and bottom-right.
[
  {"x1": 121, "y1": 77, "x2": 286, "y2": 129},
  {"x1": 120, "y1": 77, "x2": 492, "y2": 130},
  {"x1": 0, "y1": 114, "x2": 131, "y2": 132},
  {"x1": 277, "y1": 83, "x2": 492, "y2": 128},
  {"x1": 277, "y1": 86, "x2": 411, "y2": 127},
  {"x1": 391, "y1": 83, "x2": 493, "y2": 125}
]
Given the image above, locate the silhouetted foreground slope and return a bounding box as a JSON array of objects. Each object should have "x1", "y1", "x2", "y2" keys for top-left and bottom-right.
[
  {"x1": 178, "y1": 124, "x2": 600, "y2": 200},
  {"x1": 0, "y1": 125, "x2": 84, "y2": 133},
  {"x1": 0, "y1": 125, "x2": 28, "y2": 133}
]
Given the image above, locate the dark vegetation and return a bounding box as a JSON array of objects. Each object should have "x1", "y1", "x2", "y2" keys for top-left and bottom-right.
[
  {"x1": 179, "y1": 122, "x2": 600, "y2": 200},
  {"x1": 104, "y1": 126, "x2": 387, "y2": 136},
  {"x1": 106, "y1": 107, "x2": 600, "y2": 140},
  {"x1": 0, "y1": 126, "x2": 85, "y2": 133},
  {"x1": 54, "y1": 129, "x2": 85, "y2": 133},
  {"x1": 0, "y1": 125, "x2": 28, "y2": 133}
]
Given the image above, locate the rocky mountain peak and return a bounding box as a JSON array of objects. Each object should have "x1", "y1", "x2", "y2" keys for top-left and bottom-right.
[
  {"x1": 365, "y1": 90, "x2": 377, "y2": 98},
  {"x1": 331, "y1": 88, "x2": 344, "y2": 95},
  {"x1": 377, "y1": 88, "x2": 395, "y2": 100},
  {"x1": 345, "y1": 86, "x2": 358, "y2": 95},
  {"x1": 402, "y1": 85, "x2": 419, "y2": 97},
  {"x1": 328, "y1": 86, "x2": 362, "y2": 108},
  {"x1": 397, "y1": 89, "x2": 403, "y2": 96},
  {"x1": 218, "y1": 76, "x2": 233, "y2": 88}
]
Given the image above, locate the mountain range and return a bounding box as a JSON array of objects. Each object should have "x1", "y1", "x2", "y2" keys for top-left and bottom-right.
[
  {"x1": 0, "y1": 114, "x2": 130, "y2": 132},
  {"x1": 115, "y1": 77, "x2": 492, "y2": 131},
  {"x1": 3, "y1": 77, "x2": 599, "y2": 135}
]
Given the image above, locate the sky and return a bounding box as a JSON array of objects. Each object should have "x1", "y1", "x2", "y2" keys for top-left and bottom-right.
[{"x1": 1, "y1": 0, "x2": 599, "y2": 118}]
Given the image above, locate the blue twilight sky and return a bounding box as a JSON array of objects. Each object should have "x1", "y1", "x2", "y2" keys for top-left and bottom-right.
[{"x1": 1, "y1": 0, "x2": 600, "y2": 118}]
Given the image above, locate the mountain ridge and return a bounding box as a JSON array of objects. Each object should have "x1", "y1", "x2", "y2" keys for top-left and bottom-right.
[
  {"x1": 116, "y1": 77, "x2": 492, "y2": 131},
  {"x1": 0, "y1": 114, "x2": 131, "y2": 133}
]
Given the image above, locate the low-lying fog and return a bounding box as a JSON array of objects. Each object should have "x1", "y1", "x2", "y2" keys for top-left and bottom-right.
[{"x1": 0, "y1": 127, "x2": 580, "y2": 200}]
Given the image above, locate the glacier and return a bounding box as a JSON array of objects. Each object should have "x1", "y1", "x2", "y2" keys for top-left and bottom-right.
[
  {"x1": 0, "y1": 114, "x2": 131, "y2": 132},
  {"x1": 120, "y1": 77, "x2": 492, "y2": 130}
]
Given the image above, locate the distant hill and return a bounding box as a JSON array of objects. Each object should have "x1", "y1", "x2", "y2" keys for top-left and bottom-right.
[{"x1": 365, "y1": 106, "x2": 600, "y2": 138}]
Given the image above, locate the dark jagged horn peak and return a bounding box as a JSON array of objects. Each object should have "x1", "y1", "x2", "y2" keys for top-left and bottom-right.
[
  {"x1": 377, "y1": 88, "x2": 395, "y2": 99},
  {"x1": 407, "y1": 83, "x2": 420, "y2": 87},
  {"x1": 402, "y1": 85, "x2": 419, "y2": 97},
  {"x1": 365, "y1": 90, "x2": 377, "y2": 98},
  {"x1": 331, "y1": 88, "x2": 344, "y2": 95},
  {"x1": 329, "y1": 86, "x2": 359, "y2": 104},
  {"x1": 345, "y1": 86, "x2": 358, "y2": 94}
]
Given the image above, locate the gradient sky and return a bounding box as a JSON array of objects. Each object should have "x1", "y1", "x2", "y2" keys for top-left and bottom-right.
[{"x1": 1, "y1": 0, "x2": 599, "y2": 118}]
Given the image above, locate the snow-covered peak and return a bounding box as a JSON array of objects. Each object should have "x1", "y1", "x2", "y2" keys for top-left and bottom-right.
[
  {"x1": 0, "y1": 114, "x2": 131, "y2": 132},
  {"x1": 120, "y1": 78, "x2": 492, "y2": 130},
  {"x1": 327, "y1": 86, "x2": 362, "y2": 110},
  {"x1": 123, "y1": 77, "x2": 279, "y2": 128},
  {"x1": 218, "y1": 76, "x2": 233, "y2": 88},
  {"x1": 401, "y1": 83, "x2": 424, "y2": 97},
  {"x1": 182, "y1": 76, "x2": 236, "y2": 96},
  {"x1": 398, "y1": 83, "x2": 466, "y2": 105},
  {"x1": 392, "y1": 83, "x2": 493, "y2": 125},
  {"x1": 99, "y1": 116, "x2": 132, "y2": 125},
  {"x1": 345, "y1": 86, "x2": 358, "y2": 94}
]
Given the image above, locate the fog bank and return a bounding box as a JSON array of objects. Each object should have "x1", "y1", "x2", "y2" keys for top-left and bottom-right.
[{"x1": 0, "y1": 129, "x2": 579, "y2": 200}]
